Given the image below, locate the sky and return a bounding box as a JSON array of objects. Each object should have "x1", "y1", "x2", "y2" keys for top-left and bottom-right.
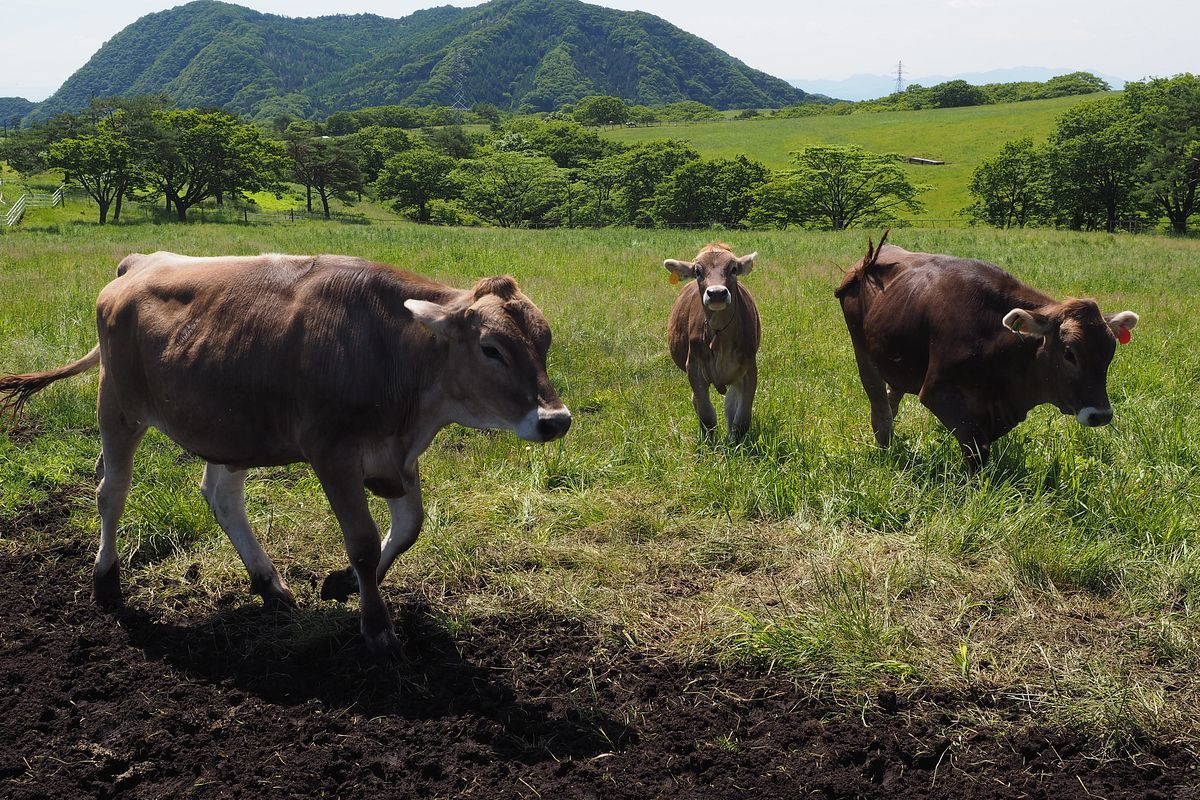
[{"x1": 3, "y1": 0, "x2": 1198, "y2": 101}]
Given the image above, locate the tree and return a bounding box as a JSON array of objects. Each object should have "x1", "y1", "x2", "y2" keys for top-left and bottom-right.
[
  {"x1": 289, "y1": 136, "x2": 363, "y2": 219},
  {"x1": 1045, "y1": 97, "x2": 1146, "y2": 232},
  {"x1": 47, "y1": 122, "x2": 134, "y2": 224},
  {"x1": 607, "y1": 139, "x2": 700, "y2": 224},
  {"x1": 141, "y1": 109, "x2": 287, "y2": 221},
  {"x1": 0, "y1": 125, "x2": 51, "y2": 176},
  {"x1": 784, "y1": 145, "x2": 924, "y2": 230},
  {"x1": 423, "y1": 125, "x2": 475, "y2": 158},
  {"x1": 1124, "y1": 74, "x2": 1200, "y2": 234},
  {"x1": 375, "y1": 148, "x2": 456, "y2": 222},
  {"x1": 649, "y1": 156, "x2": 771, "y2": 226},
  {"x1": 965, "y1": 138, "x2": 1049, "y2": 228},
  {"x1": 451, "y1": 151, "x2": 565, "y2": 227},
  {"x1": 346, "y1": 125, "x2": 415, "y2": 185},
  {"x1": 573, "y1": 95, "x2": 628, "y2": 127},
  {"x1": 745, "y1": 173, "x2": 808, "y2": 228}
]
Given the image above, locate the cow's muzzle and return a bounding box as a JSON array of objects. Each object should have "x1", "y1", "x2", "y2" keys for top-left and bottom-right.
[
  {"x1": 1076, "y1": 406, "x2": 1114, "y2": 427},
  {"x1": 703, "y1": 285, "x2": 730, "y2": 311},
  {"x1": 516, "y1": 406, "x2": 573, "y2": 442}
]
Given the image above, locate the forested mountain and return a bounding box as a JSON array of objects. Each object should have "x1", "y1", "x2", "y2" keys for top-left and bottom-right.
[
  {"x1": 27, "y1": 0, "x2": 810, "y2": 123},
  {"x1": 1, "y1": 98, "x2": 35, "y2": 127}
]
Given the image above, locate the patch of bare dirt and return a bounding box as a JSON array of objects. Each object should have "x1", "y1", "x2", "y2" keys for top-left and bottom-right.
[{"x1": 0, "y1": 526, "x2": 1195, "y2": 799}]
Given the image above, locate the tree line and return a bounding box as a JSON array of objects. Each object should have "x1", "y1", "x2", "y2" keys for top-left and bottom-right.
[
  {"x1": 0, "y1": 94, "x2": 926, "y2": 230},
  {"x1": 966, "y1": 75, "x2": 1200, "y2": 234}
]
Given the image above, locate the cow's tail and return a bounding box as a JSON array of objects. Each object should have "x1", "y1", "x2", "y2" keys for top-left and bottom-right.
[
  {"x1": 0, "y1": 345, "x2": 101, "y2": 418},
  {"x1": 834, "y1": 229, "x2": 891, "y2": 299}
]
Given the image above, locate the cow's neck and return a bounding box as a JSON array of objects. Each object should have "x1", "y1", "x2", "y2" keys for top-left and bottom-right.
[{"x1": 705, "y1": 308, "x2": 737, "y2": 351}]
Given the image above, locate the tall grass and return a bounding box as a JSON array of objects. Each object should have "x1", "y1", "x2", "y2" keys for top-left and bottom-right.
[{"x1": 2, "y1": 220, "x2": 1198, "y2": 744}]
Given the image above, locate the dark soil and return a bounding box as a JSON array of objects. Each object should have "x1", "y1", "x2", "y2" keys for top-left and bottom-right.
[{"x1": 0, "y1": 529, "x2": 1196, "y2": 799}]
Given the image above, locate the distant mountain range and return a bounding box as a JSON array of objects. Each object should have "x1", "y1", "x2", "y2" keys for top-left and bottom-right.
[
  {"x1": 0, "y1": 98, "x2": 36, "y2": 127},
  {"x1": 793, "y1": 67, "x2": 1130, "y2": 102},
  {"x1": 24, "y1": 0, "x2": 811, "y2": 124}
]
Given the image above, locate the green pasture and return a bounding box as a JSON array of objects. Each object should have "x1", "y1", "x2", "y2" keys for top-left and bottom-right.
[
  {"x1": 2, "y1": 220, "x2": 1199, "y2": 748},
  {"x1": 607, "y1": 95, "x2": 1102, "y2": 221}
]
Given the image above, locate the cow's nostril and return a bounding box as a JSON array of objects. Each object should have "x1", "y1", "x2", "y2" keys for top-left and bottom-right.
[
  {"x1": 537, "y1": 412, "x2": 572, "y2": 441},
  {"x1": 1078, "y1": 407, "x2": 1114, "y2": 427}
]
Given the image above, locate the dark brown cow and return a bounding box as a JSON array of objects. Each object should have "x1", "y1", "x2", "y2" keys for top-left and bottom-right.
[
  {"x1": 836, "y1": 235, "x2": 1138, "y2": 471},
  {"x1": 664, "y1": 243, "x2": 761, "y2": 440},
  {"x1": 0, "y1": 252, "x2": 572, "y2": 651}
]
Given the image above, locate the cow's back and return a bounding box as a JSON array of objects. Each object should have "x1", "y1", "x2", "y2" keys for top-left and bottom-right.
[
  {"x1": 96, "y1": 253, "x2": 456, "y2": 467},
  {"x1": 838, "y1": 246, "x2": 1052, "y2": 393}
]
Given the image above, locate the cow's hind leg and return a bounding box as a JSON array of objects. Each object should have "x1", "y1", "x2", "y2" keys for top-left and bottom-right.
[
  {"x1": 94, "y1": 385, "x2": 147, "y2": 609},
  {"x1": 850, "y1": 342, "x2": 894, "y2": 448},
  {"x1": 312, "y1": 458, "x2": 396, "y2": 653},
  {"x1": 200, "y1": 463, "x2": 296, "y2": 611},
  {"x1": 725, "y1": 364, "x2": 758, "y2": 442},
  {"x1": 322, "y1": 476, "x2": 424, "y2": 602}
]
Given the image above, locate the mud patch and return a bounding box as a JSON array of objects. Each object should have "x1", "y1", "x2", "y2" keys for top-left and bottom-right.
[{"x1": 0, "y1": 537, "x2": 1195, "y2": 799}]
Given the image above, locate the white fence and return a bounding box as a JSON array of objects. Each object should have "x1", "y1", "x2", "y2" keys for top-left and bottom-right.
[{"x1": 3, "y1": 184, "x2": 64, "y2": 226}]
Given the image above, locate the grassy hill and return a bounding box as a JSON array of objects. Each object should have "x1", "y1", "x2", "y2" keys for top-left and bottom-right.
[{"x1": 605, "y1": 94, "x2": 1103, "y2": 221}]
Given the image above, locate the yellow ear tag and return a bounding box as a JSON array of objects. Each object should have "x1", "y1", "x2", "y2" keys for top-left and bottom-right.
[{"x1": 669, "y1": 272, "x2": 679, "y2": 285}]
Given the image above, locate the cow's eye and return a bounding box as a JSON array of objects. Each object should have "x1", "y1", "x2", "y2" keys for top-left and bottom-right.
[
  {"x1": 481, "y1": 344, "x2": 505, "y2": 364},
  {"x1": 693, "y1": 265, "x2": 702, "y2": 278},
  {"x1": 1064, "y1": 346, "x2": 1077, "y2": 365}
]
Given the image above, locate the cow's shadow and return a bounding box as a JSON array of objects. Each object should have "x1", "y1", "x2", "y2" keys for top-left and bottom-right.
[{"x1": 117, "y1": 596, "x2": 633, "y2": 761}]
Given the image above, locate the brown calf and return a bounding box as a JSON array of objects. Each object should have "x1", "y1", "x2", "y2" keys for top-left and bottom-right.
[
  {"x1": 664, "y1": 243, "x2": 761, "y2": 441},
  {"x1": 836, "y1": 234, "x2": 1138, "y2": 471}
]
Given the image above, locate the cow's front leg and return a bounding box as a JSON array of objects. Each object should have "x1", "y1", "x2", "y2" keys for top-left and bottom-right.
[
  {"x1": 688, "y1": 368, "x2": 718, "y2": 440},
  {"x1": 312, "y1": 457, "x2": 396, "y2": 653},
  {"x1": 322, "y1": 473, "x2": 424, "y2": 602},
  {"x1": 201, "y1": 463, "x2": 296, "y2": 611},
  {"x1": 726, "y1": 363, "x2": 757, "y2": 442},
  {"x1": 921, "y1": 386, "x2": 989, "y2": 473}
]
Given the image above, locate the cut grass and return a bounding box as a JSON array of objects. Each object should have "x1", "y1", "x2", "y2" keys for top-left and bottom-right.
[
  {"x1": 605, "y1": 95, "x2": 1105, "y2": 220},
  {"x1": 2, "y1": 219, "x2": 1199, "y2": 749}
]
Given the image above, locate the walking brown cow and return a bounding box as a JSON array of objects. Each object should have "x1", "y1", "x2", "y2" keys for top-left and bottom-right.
[
  {"x1": 664, "y1": 243, "x2": 761, "y2": 441},
  {"x1": 836, "y1": 234, "x2": 1138, "y2": 471},
  {"x1": 0, "y1": 251, "x2": 572, "y2": 652}
]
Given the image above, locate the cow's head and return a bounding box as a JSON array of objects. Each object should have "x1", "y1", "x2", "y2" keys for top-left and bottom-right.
[
  {"x1": 664, "y1": 243, "x2": 757, "y2": 313},
  {"x1": 404, "y1": 276, "x2": 571, "y2": 442},
  {"x1": 1002, "y1": 299, "x2": 1139, "y2": 427}
]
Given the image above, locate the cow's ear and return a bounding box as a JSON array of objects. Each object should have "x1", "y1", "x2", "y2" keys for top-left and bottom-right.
[
  {"x1": 1105, "y1": 311, "x2": 1139, "y2": 336},
  {"x1": 1002, "y1": 308, "x2": 1052, "y2": 337},
  {"x1": 734, "y1": 252, "x2": 757, "y2": 276},
  {"x1": 405, "y1": 299, "x2": 460, "y2": 339},
  {"x1": 664, "y1": 259, "x2": 694, "y2": 283}
]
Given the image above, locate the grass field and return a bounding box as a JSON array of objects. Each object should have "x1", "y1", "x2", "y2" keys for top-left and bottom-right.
[
  {"x1": 2, "y1": 220, "x2": 1199, "y2": 751},
  {"x1": 606, "y1": 95, "x2": 1103, "y2": 221}
]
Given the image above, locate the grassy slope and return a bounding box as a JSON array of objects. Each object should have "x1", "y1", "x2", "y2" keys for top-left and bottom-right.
[
  {"x1": 605, "y1": 95, "x2": 1103, "y2": 220},
  {"x1": 2, "y1": 221, "x2": 1199, "y2": 748}
]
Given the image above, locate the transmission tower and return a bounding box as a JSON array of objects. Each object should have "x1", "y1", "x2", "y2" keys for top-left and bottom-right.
[{"x1": 894, "y1": 61, "x2": 904, "y2": 94}]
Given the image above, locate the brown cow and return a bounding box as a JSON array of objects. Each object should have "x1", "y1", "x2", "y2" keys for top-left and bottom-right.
[
  {"x1": 664, "y1": 243, "x2": 761, "y2": 441},
  {"x1": 836, "y1": 235, "x2": 1138, "y2": 471},
  {"x1": 0, "y1": 252, "x2": 572, "y2": 652}
]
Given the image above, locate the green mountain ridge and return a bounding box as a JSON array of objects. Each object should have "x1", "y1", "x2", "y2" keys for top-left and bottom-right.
[{"x1": 27, "y1": 0, "x2": 809, "y2": 123}]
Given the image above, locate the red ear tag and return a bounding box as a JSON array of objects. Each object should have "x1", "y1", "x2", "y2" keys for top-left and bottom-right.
[
  {"x1": 669, "y1": 272, "x2": 679, "y2": 285},
  {"x1": 1117, "y1": 328, "x2": 1131, "y2": 345}
]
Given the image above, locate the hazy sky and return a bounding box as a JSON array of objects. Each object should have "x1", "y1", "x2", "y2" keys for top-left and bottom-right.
[{"x1": 4, "y1": 0, "x2": 1197, "y2": 100}]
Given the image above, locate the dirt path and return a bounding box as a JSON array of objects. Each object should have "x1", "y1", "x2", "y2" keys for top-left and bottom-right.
[{"x1": 0, "y1": 535, "x2": 1194, "y2": 799}]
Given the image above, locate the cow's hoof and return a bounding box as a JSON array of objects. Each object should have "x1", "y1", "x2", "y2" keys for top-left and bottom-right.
[
  {"x1": 363, "y1": 627, "x2": 399, "y2": 656},
  {"x1": 320, "y1": 567, "x2": 359, "y2": 602},
  {"x1": 250, "y1": 575, "x2": 298, "y2": 612},
  {"x1": 93, "y1": 564, "x2": 123, "y2": 610}
]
